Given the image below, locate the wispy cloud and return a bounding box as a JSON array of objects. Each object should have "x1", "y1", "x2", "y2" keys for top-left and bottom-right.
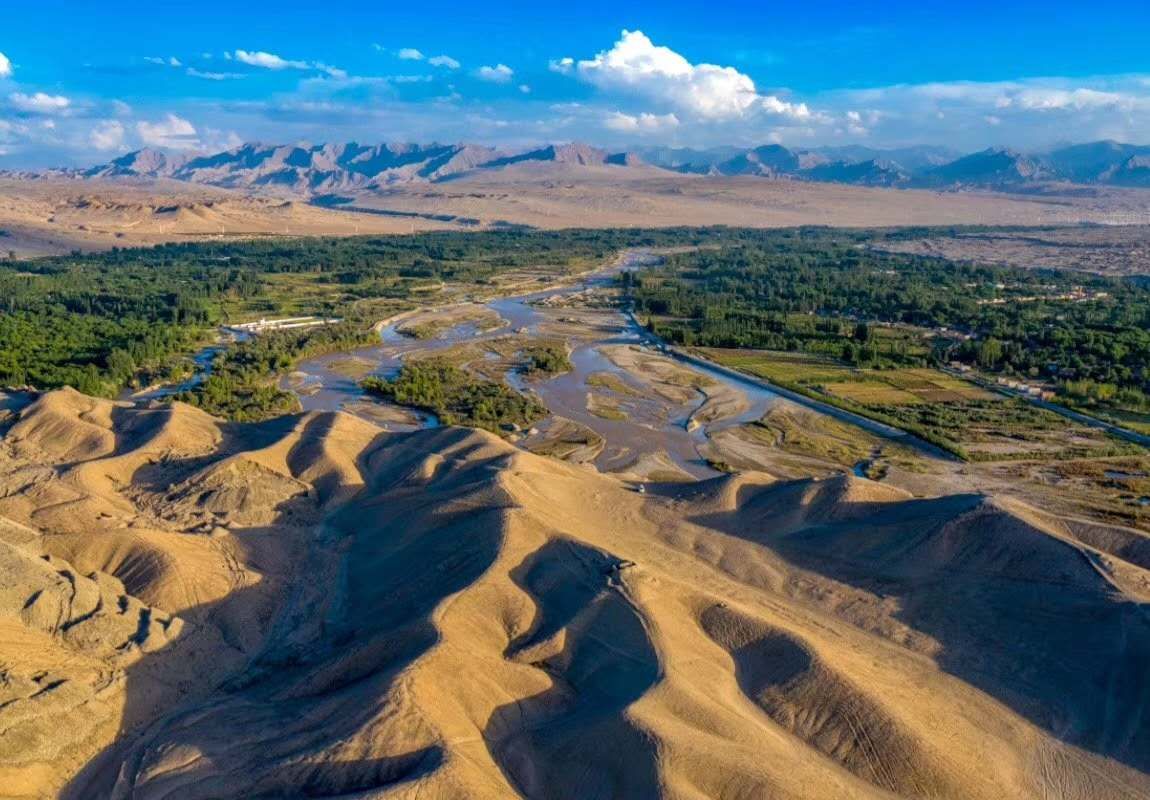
[
  {"x1": 233, "y1": 49, "x2": 310, "y2": 70},
  {"x1": 397, "y1": 48, "x2": 424, "y2": 61},
  {"x1": 231, "y1": 50, "x2": 345, "y2": 78},
  {"x1": 429, "y1": 55, "x2": 460, "y2": 69},
  {"x1": 817, "y1": 74, "x2": 1150, "y2": 147},
  {"x1": 186, "y1": 67, "x2": 244, "y2": 81}
]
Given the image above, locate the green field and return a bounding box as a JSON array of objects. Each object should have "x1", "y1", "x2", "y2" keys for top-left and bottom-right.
[
  {"x1": 701, "y1": 348, "x2": 1137, "y2": 461},
  {"x1": 701, "y1": 351, "x2": 992, "y2": 404},
  {"x1": 632, "y1": 232, "x2": 1150, "y2": 427}
]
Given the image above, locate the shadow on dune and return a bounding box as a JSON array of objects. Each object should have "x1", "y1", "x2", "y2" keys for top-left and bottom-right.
[
  {"x1": 484, "y1": 539, "x2": 663, "y2": 800},
  {"x1": 63, "y1": 423, "x2": 509, "y2": 798},
  {"x1": 289, "y1": 749, "x2": 446, "y2": 799},
  {"x1": 690, "y1": 477, "x2": 1150, "y2": 774}
]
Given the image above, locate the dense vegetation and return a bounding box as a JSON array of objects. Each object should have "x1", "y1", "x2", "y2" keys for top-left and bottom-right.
[
  {"x1": 175, "y1": 323, "x2": 377, "y2": 421},
  {"x1": 0, "y1": 261, "x2": 225, "y2": 395},
  {"x1": 5, "y1": 225, "x2": 1148, "y2": 430},
  {"x1": 0, "y1": 227, "x2": 744, "y2": 407},
  {"x1": 627, "y1": 230, "x2": 1150, "y2": 418},
  {"x1": 520, "y1": 343, "x2": 572, "y2": 376},
  {"x1": 361, "y1": 358, "x2": 545, "y2": 431}
]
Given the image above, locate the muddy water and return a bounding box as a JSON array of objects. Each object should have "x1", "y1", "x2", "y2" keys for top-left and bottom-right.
[{"x1": 285, "y1": 250, "x2": 781, "y2": 477}]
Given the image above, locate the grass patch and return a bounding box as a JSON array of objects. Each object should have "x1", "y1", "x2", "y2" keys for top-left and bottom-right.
[
  {"x1": 882, "y1": 399, "x2": 1140, "y2": 462},
  {"x1": 396, "y1": 323, "x2": 440, "y2": 340},
  {"x1": 703, "y1": 350, "x2": 995, "y2": 405},
  {"x1": 589, "y1": 404, "x2": 628, "y2": 421},
  {"x1": 741, "y1": 407, "x2": 878, "y2": 467},
  {"x1": 699, "y1": 349, "x2": 852, "y2": 386},
  {"x1": 326, "y1": 357, "x2": 377, "y2": 379},
  {"x1": 824, "y1": 380, "x2": 924, "y2": 406},
  {"x1": 586, "y1": 371, "x2": 644, "y2": 397},
  {"x1": 395, "y1": 306, "x2": 504, "y2": 341},
  {"x1": 701, "y1": 347, "x2": 1139, "y2": 461},
  {"x1": 1070, "y1": 406, "x2": 1150, "y2": 436}
]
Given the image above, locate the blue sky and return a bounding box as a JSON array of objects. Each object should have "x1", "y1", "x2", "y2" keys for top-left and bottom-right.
[{"x1": 2, "y1": 0, "x2": 1149, "y2": 166}]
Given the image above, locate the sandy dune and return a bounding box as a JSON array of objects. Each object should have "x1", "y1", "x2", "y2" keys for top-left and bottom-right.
[{"x1": 1, "y1": 388, "x2": 1149, "y2": 799}]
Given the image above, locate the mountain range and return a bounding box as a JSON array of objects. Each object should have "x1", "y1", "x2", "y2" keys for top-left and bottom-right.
[
  {"x1": 642, "y1": 142, "x2": 1150, "y2": 189},
  {"x1": 38, "y1": 139, "x2": 1150, "y2": 194},
  {"x1": 76, "y1": 141, "x2": 639, "y2": 194}
]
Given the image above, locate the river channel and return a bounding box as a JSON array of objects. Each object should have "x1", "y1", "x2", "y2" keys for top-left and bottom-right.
[{"x1": 281, "y1": 250, "x2": 783, "y2": 479}]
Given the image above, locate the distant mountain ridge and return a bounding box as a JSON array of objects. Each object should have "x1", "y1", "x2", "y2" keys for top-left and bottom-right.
[
  {"x1": 76, "y1": 141, "x2": 644, "y2": 194},
  {"x1": 43, "y1": 139, "x2": 1150, "y2": 194},
  {"x1": 639, "y1": 142, "x2": 1150, "y2": 190},
  {"x1": 915, "y1": 148, "x2": 1057, "y2": 187}
]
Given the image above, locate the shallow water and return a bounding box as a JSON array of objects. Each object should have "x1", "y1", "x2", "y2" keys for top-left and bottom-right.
[
  {"x1": 124, "y1": 331, "x2": 251, "y2": 403},
  {"x1": 162, "y1": 250, "x2": 782, "y2": 476},
  {"x1": 290, "y1": 249, "x2": 783, "y2": 476},
  {"x1": 1106, "y1": 469, "x2": 1149, "y2": 480}
]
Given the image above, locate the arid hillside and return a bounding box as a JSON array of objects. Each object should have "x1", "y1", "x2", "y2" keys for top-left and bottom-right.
[
  {"x1": 1, "y1": 388, "x2": 1148, "y2": 799},
  {"x1": 0, "y1": 178, "x2": 455, "y2": 257},
  {"x1": 3, "y1": 171, "x2": 1149, "y2": 257},
  {"x1": 874, "y1": 224, "x2": 1150, "y2": 278},
  {"x1": 348, "y1": 163, "x2": 1150, "y2": 230}
]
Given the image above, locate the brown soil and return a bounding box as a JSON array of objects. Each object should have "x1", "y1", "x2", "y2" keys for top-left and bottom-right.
[{"x1": 1, "y1": 387, "x2": 1148, "y2": 798}]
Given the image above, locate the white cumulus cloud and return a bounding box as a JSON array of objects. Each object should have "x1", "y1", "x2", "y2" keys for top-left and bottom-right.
[
  {"x1": 476, "y1": 64, "x2": 514, "y2": 83},
  {"x1": 89, "y1": 120, "x2": 126, "y2": 151},
  {"x1": 136, "y1": 113, "x2": 199, "y2": 149},
  {"x1": 0, "y1": 51, "x2": 11, "y2": 79},
  {"x1": 429, "y1": 54, "x2": 460, "y2": 69},
  {"x1": 603, "y1": 110, "x2": 680, "y2": 133},
  {"x1": 549, "y1": 57, "x2": 574, "y2": 75},
  {"x1": 574, "y1": 30, "x2": 809, "y2": 121},
  {"x1": 9, "y1": 92, "x2": 71, "y2": 114},
  {"x1": 397, "y1": 48, "x2": 424, "y2": 61}
]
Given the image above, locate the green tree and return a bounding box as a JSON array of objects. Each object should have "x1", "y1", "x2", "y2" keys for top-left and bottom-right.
[{"x1": 977, "y1": 337, "x2": 1003, "y2": 368}]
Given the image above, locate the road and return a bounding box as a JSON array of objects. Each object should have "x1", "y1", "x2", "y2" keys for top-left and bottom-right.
[
  {"x1": 941, "y1": 367, "x2": 1150, "y2": 449},
  {"x1": 623, "y1": 312, "x2": 959, "y2": 461}
]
